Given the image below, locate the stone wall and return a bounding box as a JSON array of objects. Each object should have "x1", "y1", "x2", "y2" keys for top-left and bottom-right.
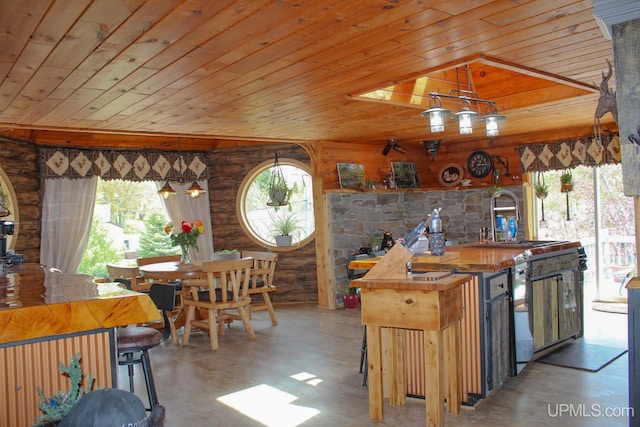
[{"x1": 329, "y1": 186, "x2": 524, "y2": 294}]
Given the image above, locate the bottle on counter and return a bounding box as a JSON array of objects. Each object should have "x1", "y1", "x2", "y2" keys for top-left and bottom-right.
[
  {"x1": 428, "y1": 208, "x2": 445, "y2": 256},
  {"x1": 508, "y1": 217, "x2": 518, "y2": 242}
]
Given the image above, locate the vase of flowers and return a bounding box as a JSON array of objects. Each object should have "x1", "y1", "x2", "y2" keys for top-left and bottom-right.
[{"x1": 164, "y1": 220, "x2": 204, "y2": 264}]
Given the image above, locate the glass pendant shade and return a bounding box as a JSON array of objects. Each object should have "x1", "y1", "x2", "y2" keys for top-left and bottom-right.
[
  {"x1": 429, "y1": 110, "x2": 445, "y2": 132},
  {"x1": 158, "y1": 181, "x2": 176, "y2": 199},
  {"x1": 186, "y1": 181, "x2": 206, "y2": 198},
  {"x1": 454, "y1": 105, "x2": 478, "y2": 135},
  {"x1": 485, "y1": 116, "x2": 499, "y2": 136},
  {"x1": 480, "y1": 108, "x2": 505, "y2": 137},
  {"x1": 421, "y1": 96, "x2": 450, "y2": 133}
]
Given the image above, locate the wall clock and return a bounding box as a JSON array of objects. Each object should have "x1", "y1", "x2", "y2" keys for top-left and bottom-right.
[{"x1": 467, "y1": 151, "x2": 492, "y2": 178}]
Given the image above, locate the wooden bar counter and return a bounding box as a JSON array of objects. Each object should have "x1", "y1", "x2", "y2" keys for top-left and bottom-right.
[
  {"x1": 355, "y1": 268, "x2": 470, "y2": 427},
  {"x1": 0, "y1": 263, "x2": 160, "y2": 427}
]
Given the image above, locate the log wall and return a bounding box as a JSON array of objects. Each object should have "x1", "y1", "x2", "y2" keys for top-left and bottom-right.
[
  {"x1": 207, "y1": 143, "x2": 318, "y2": 304},
  {"x1": 0, "y1": 135, "x2": 40, "y2": 262}
]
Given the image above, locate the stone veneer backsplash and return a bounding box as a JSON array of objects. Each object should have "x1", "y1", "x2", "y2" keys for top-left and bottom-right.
[{"x1": 330, "y1": 186, "x2": 524, "y2": 295}]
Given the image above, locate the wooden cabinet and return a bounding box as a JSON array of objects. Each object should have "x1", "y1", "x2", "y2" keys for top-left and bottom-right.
[
  {"x1": 529, "y1": 252, "x2": 583, "y2": 353},
  {"x1": 482, "y1": 270, "x2": 512, "y2": 393}
]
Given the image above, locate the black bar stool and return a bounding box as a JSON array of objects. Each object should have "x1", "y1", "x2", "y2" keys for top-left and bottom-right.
[{"x1": 117, "y1": 283, "x2": 176, "y2": 410}]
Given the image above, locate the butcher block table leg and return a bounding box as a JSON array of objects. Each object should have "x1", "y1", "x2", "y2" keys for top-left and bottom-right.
[
  {"x1": 445, "y1": 321, "x2": 462, "y2": 415},
  {"x1": 424, "y1": 329, "x2": 444, "y2": 427},
  {"x1": 367, "y1": 324, "x2": 384, "y2": 420}
]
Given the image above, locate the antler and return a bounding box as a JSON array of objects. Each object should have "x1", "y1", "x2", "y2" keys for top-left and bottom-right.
[{"x1": 593, "y1": 59, "x2": 613, "y2": 93}]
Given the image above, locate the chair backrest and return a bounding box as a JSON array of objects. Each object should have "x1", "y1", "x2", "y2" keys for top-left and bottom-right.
[
  {"x1": 346, "y1": 254, "x2": 370, "y2": 280},
  {"x1": 149, "y1": 283, "x2": 177, "y2": 312},
  {"x1": 106, "y1": 264, "x2": 140, "y2": 282},
  {"x1": 241, "y1": 250, "x2": 278, "y2": 289},
  {"x1": 136, "y1": 254, "x2": 181, "y2": 267},
  {"x1": 200, "y1": 257, "x2": 254, "y2": 302}
]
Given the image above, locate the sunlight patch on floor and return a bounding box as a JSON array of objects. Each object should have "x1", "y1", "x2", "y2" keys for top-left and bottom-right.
[{"x1": 217, "y1": 384, "x2": 320, "y2": 427}]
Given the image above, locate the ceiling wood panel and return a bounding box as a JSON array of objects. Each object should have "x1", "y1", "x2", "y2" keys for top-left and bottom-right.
[{"x1": 0, "y1": 0, "x2": 618, "y2": 147}]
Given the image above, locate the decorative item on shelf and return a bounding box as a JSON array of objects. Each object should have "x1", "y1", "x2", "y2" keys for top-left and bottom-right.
[
  {"x1": 337, "y1": 163, "x2": 365, "y2": 189},
  {"x1": 593, "y1": 59, "x2": 618, "y2": 144},
  {"x1": 158, "y1": 138, "x2": 207, "y2": 199},
  {"x1": 467, "y1": 150, "x2": 493, "y2": 178},
  {"x1": 487, "y1": 185, "x2": 503, "y2": 196},
  {"x1": 391, "y1": 162, "x2": 418, "y2": 188},
  {"x1": 342, "y1": 285, "x2": 360, "y2": 310},
  {"x1": 267, "y1": 149, "x2": 290, "y2": 206},
  {"x1": 164, "y1": 219, "x2": 203, "y2": 264},
  {"x1": 421, "y1": 65, "x2": 505, "y2": 136},
  {"x1": 438, "y1": 163, "x2": 463, "y2": 187},
  {"x1": 560, "y1": 170, "x2": 573, "y2": 193},
  {"x1": 272, "y1": 213, "x2": 300, "y2": 246}
]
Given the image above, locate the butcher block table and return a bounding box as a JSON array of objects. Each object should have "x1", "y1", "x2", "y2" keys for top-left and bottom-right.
[{"x1": 355, "y1": 271, "x2": 470, "y2": 427}]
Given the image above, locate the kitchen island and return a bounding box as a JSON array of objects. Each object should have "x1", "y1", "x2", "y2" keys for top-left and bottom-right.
[
  {"x1": 0, "y1": 263, "x2": 160, "y2": 427},
  {"x1": 352, "y1": 240, "x2": 585, "y2": 405}
]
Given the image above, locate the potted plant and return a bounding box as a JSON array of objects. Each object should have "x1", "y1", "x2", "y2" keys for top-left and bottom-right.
[
  {"x1": 560, "y1": 170, "x2": 573, "y2": 193},
  {"x1": 267, "y1": 173, "x2": 289, "y2": 206},
  {"x1": 534, "y1": 179, "x2": 548, "y2": 199},
  {"x1": 342, "y1": 284, "x2": 360, "y2": 310},
  {"x1": 272, "y1": 213, "x2": 299, "y2": 246}
]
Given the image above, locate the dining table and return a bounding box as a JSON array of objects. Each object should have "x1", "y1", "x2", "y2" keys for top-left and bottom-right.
[{"x1": 138, "y1": 261, "x2": 207, "y2": 345}]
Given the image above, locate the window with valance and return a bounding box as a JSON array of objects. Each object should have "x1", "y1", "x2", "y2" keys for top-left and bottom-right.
[
  {"x1": 39, "y1": 147, "x2": 209, "y2": 181},
  {"x1": 516, "y1": 133, "x2": 619, "y2": 173}
]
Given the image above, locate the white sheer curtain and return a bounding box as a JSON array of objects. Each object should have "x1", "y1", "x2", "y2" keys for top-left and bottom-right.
[
  {"x1": 40, "y1": 176, "x2": 98, "y2": 273},
  {"x1": 160, "y1": 179, "x2": 214, "y2": 261}
]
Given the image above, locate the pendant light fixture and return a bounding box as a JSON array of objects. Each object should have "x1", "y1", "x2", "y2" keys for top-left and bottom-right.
[
  {"x1": 420, "y1": 65, "x2": 505, "y2": 136},
  {"x1": 420, "y1": 96, "x2": 450, "y2": 133},
  {"x1": 158, "y1": 138, "x2": 206, "y2": 199}
]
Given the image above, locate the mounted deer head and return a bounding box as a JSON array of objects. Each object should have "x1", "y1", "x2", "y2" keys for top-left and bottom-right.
[{"x1": 593, "y1": 59, "x2": 618, "y2": 124}]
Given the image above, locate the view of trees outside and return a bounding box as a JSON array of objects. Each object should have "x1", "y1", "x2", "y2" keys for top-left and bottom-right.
[
  {"x1": 534, "y1": 163, "x2": 635, "y2": 300},
  {"x1": 244, "y1": 164, "x2": 314, "y2": 245},
  {"x1": 78, "y1": 179, "x2": 177, "y2": 279}
]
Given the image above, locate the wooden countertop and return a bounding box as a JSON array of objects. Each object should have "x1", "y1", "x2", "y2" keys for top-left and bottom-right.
[
  {"x1": 350, "y1": 241, "x2": 582, "y2": 273},
  {"x1": 354, "y1": 273, "x2": 471, "y2": 291},
  {"x1": 0, "y1": 263, "x2": 160, "y2": 345}
]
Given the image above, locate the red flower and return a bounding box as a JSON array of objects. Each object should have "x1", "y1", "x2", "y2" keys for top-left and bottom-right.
[{"x1": 181, "y1": 221, "x2": 192, "y2": 234}]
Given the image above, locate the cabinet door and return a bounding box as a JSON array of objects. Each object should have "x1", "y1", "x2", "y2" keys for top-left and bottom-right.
[
  {"x1": 532, "y1": 277, "x2": 558, "y2": 350},
  {"x1": 557, "y1": 272, "x2": 582, "y2": 341},
  {"x1": 486, "y1": 293, "x2": 511, "y2": 391}
]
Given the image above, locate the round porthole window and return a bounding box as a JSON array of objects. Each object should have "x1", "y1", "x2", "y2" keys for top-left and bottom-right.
[{"x1": 237, "y1": 158, "x2": 315, "y2": 250}]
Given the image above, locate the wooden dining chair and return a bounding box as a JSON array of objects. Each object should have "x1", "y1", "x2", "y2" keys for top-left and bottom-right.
[
  {"x1": 241, "y1": 250, "x2": 279, "y2": 325},
  {"x1": 106, "y1": 264, "x2": 141, "y2": 291},
  {"x1": 181, "y1": 257, "x2": 255, "y2": 350}
]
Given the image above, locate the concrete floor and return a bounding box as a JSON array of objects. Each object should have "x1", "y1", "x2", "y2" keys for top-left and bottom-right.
[{"x1": 119, "y1": 281, "x2": 630, "y2": 426}]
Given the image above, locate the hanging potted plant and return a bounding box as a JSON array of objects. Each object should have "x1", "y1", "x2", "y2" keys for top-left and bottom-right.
[
  {"x1": 534, "y1": 176, "x2": 548, "y2": 199},
  {"x1": 268, "y1": 173, "x2": 289, "y2": 206},
  {"x1": 267, "y1": 150, "x2": 290, "y2": 206},
  {"x1": 560, "y1": 170, "x2": 573, "y2": 193},
  {"x1": 272, "y1": 213, "x2": 300, "y2": 246}
]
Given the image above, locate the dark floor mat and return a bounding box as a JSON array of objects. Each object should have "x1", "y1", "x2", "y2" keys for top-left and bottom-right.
[{"x1": 536, "y1": 341, "x2": 627, "y2": 372}]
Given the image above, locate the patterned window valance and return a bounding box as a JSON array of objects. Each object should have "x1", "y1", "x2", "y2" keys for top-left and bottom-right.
[
  {"x1": 39, "y1": 147, "x2": 209, "y2": 181},
  {"x1": 516, "y1": 133, "x2": 619, "y2": 173}
]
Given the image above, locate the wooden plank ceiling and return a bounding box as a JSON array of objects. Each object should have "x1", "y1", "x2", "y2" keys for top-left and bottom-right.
[{"x1": 0, "y1": 0, "x2": 618, "y2": 150}]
